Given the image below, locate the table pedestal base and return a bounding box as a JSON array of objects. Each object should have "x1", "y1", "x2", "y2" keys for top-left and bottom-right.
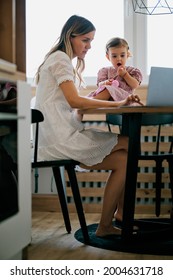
[
  {"x1": 75, "y1": 219, "x2": 173, "y2": 256},
  {"x1": 120, "y1": 218, "x2": 173, "y2": 242}
]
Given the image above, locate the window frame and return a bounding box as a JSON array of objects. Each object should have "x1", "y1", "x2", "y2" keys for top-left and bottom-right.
[{"x1": 124, "y1": 0, "x2": 148, "y2": 85}]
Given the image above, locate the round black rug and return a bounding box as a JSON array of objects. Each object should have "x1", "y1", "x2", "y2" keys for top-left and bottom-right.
[{"x1": 74, "y1": 219, "x2": 173, "y2": 256}]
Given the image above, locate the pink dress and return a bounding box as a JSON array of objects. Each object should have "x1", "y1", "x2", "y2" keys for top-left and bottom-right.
[{"x1": 88, "y1": 66, "x2": 143, "y2": 104}]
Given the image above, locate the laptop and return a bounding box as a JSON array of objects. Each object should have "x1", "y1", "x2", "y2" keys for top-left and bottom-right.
[{"x1": 146, "y1": 66, "x2": 173, "y2": 106}]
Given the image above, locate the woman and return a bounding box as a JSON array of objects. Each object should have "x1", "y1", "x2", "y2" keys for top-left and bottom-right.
[{"x1": 35, "y1": 15, "x2": 142, "y2": 237}]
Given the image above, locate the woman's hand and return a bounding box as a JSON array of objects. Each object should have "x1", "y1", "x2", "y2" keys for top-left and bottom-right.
[{"x1": 119, "y1": 94, "x2": 144, "y2": 106}]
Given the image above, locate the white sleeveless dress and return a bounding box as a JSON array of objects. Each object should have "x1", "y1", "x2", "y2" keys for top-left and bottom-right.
[{"x1": 35, "y1": 51, "x2": 118, "y2": 166}]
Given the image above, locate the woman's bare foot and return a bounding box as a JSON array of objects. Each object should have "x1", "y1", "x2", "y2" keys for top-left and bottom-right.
[
  {"x1": 114, "y1": 213, "x2": 139, "y2": 231},
  {"x1": 114, "y1": 212, "x2": 122, "y2": 222},
  {"x1": 96, "y1": 225, "x2": 122, "y2": 237}
]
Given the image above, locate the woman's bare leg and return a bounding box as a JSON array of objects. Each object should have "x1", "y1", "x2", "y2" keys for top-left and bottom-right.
[
  {"x1": 80, "y1": 135, "x2": 128, "y2": 237},
  {"x1": 95, "y1": 149, "x2": 127, "y2": 236},
  {"x1": 114, "y1": 191, "x2": 124, "y2": 221},
  {"x1": 91, "y1": 88, "x2": 126, "y2": 223}
]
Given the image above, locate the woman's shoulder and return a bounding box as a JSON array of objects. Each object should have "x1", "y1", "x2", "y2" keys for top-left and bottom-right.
[
  {"x1": 44, "y1": 51, "x2": 73, "y2": 73},
  {"x1": 48, "y1": 50, "x2": 71, "y2": 63}
]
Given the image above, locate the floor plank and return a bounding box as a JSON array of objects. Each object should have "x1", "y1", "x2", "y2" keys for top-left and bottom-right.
[{"x1": 27, "y1": 212, "x2": 173, "y2": 260}]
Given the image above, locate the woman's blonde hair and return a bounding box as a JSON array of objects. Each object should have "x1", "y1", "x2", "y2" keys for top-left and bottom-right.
[{"x1": 35, "y1": 15, "x2": 96, "y2": 85}]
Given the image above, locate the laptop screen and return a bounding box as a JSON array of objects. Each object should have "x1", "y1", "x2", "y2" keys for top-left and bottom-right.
[{"x1": 146, "y1": 67, "x2": 173, "y2": 106}]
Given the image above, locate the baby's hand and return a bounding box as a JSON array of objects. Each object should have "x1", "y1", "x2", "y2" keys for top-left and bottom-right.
[
  {"x1": 99, "y1": 79, "x2": 113, "y2": 86},
  {"x1": 117, "y1": 66, "x2": 126, "y2": 77}
]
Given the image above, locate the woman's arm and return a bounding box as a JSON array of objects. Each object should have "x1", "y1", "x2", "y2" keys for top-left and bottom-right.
[{"x1": 59, "y1": 80, "x2": 142, "y2": 108}]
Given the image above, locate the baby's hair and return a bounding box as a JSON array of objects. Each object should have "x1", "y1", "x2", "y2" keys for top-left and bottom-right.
[{"x1": 106, "y1": 37, "x2": 132, "y2": 56}]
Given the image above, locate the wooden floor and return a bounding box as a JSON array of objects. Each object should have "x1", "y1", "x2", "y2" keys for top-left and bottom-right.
[{"x1": 27, "y1": 211, "x2": 173, "y2": 260}]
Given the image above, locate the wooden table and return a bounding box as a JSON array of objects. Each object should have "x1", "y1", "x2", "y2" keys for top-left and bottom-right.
[{"x1": 80, "y1": 106, "x2": 173, "y2": 242}]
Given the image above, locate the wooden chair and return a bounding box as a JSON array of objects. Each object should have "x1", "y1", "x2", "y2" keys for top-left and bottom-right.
[
  {"x1": 31, "y1": 109, "x2": 89, "y2": 243},
  {"x1": 106, "y1": 113, "x2": 173, "y2": 217}
]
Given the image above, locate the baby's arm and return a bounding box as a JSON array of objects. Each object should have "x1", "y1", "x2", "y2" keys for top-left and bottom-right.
[
  {"x1": 118, "y1": 66, "x2": 141, "y2": 90},
  {"x1": 122, "y1": 71, "x2": 139, "y2": 89},
  {"x1": 98, "y1": 79, "x2": 113, "y2": 86},
  {"x1": 97, "y1": 67, "x2": 113, "y2": 86}
]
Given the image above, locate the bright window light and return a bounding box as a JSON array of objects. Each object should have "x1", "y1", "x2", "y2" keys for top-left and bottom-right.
[
  {"x1": 147, "y1": 15, "x2": 173, "y2": 73},
  {"x1": 26, "y1": 0, "x2": 124, "y2": 85}
]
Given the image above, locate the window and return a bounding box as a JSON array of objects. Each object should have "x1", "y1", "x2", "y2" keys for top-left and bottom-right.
[
  {"x1": 129, "y1": 2, "x2": 173, "y2": 84},
  {"x1": 26, "y1": 0, "x2": 124, "y2": 85},
  {"x1": 147, "y1": 15, "x2": 173, "y2": 72},
  {"x1": 26, "y1": 1, "x2": 173, "y2": 86}
]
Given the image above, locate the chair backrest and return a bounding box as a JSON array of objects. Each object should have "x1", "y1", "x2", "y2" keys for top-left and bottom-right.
[
  {"x1": 31, "y1": 109, "x2": 44, "y2": 163},
  {"x1": 106, "y1": 113, "x2": 173, "y2": 153},
  {"x1": 106, "y1": 113, "x2": 173, "y2": 126},
  {"x1": 31, "y1": 108, "x2": 44, "y2": 124}
]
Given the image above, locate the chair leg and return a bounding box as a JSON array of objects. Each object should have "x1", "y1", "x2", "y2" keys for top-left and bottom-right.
[
  {"x1": 155, "y1": 160, "x2": 163, "y2": 217},
  {"x1": 52, "y1": 167, "x2": 71, "y2": 234},
  {"x1": 168, "y1": 159, "x2": 173, "y2": 224},
  {"x1": 168, "y1": 159, "x2": 173, "y2": 201},
  {"x1": 107, "y1": 123, "x2": 112, "y2": 132},
  {"x1": 65, "y1": 165, "x2": 89, "y2": 243},
  {"x1": 34, "y1": 168, "x2": 39, "y2": 193}
]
